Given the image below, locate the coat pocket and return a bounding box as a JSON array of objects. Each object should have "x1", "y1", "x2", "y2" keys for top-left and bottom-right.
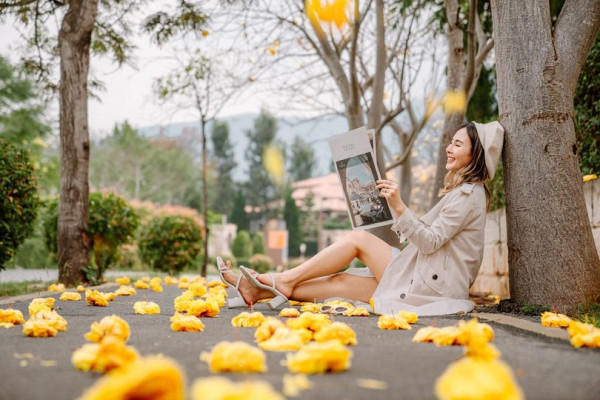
[{"x1": 414, "y1": 262, "x2": 447, "y2": 296}]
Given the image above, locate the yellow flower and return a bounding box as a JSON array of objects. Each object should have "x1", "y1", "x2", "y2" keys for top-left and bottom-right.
[
  {"x1": 22, "y1": 319, "x2": 58, "y2": 337},
  {"x1": 72, "y1": 336, "x2": 139, "y2": 373},
  {"x1": 201, "y1": 341, "x2": 266, "y2": 373},
  {"x1": 59, "y1": 292, "x2": 82, "y2": 301},
  {"x1": 180, "y1": 276, "x2": 189, "y2": 283},
  {"x1": 286, "y1": 312, "x2": 331, "y2": 333},
  {"x1": 208, "y1": 280, "x2": 228, "y2": 288},
  {"x1": 105, "y1": 292, "x2": 115, "y2": 301},
  {"x1": 443, "y1": 90, "x2": 467, "y2": 114},
  {"x1": 115, "y1": 276, "x2": 131, "y2": 285},
  {"x1": 28, "y1": 297, "x2": 54, "y2": 316},
  {"x1": 567, "y1": 321, "x2": 600, "y2": 348},
  {"x1": 150, "y1": 283, "x2": 163, "y2": 292},
  {"x1": 284, "y1": 340, "x2": 352, "y2": 374},
  {"x1": 300, "y1": 302, "x2": 321, "y2": 313},
  {"x1": 150, "y1": 277, "x2": 162, "y2": 285},
  {"x1": 396, "y1": 310, "x2": 418, "y2": 324},
  {"x1": 289, "y1": 300, "x2": 305, "y2": 306},
  {"x1": 0, "y1": 308, "x2": 25, "y2": 325},
  {"x1": 343, "y1": 307, "x2": 370, "y2": 317},
  {"x1": 377, "y1": 314, "x2": 411, "y2": 330},
  {"x1": 313, "y1": 321, "x2": 357, "y2": 345},
  {"x1": 134, "y1": 280, "x2": 149, "y2": 290},
  {"x1": 164, "y1": 276, "x2": 178, "y2": 285},
  {"x1": 188, "y1": 298, "x2": 220, "y2": 317},
  {"x1": 189, "y1": 282, "x2": 207, "y2": 297},
  {"x1": 204, "y1": 292, "x2": 226, "y2": 308},
  {"x1": 47, "y1": 283, "x2": 66, "y2": 292},
  {"x1": 541, "y1": 311, "x2": 572, "y2": 328},
  {"x1": 267, "y1": 47, "x2": 277, "y2": 56},
  {"x1": 85, "y1": 315, "x2": 130, "y2": 343},
  {"x1": 0, "y1": 322, "x2": 14, "y2": 328},
  {"x1": 114, "y1": 285, "x2": 137, "y2": 296},
  {"x1": 170, "y1": 312, "x2": 205, "y2": 332},
  {"x1": 77, "y1": 285, "x2": 86, "y2": 292},
  {"x1": 134, "y1": 301, "x2": 161, "y2": 315},
  {"x1": 435, "y1": 357, "x2": 524, "y2": 400},
  {"x1": 279, "y1": 308, "x2": 301, "y2": 318},
  {"x1": 78, "y1": 356, "x2": 184, "y2": 400},
  {"x1": 178, "y1": 281, "x2": 190, "y2": 289},
  {"x1": 86, "y1": 290, "x2": 109, "y2": 307},
  {"x1": 282, "y1": 374, "x2": 313, "y2": 397},
  {"x1": 255, "y1": 317, "x2": 287, "y2": 343},
  {"x1": 174, "y1": 295, "x2": 193, "y2": 313},
  {"x1": 258, "y1": 327, "x2": 305, "y2": 352},
  {"x1": 583, "y1": 174, "x2": 597, "y2": 182},
  {"x1": 141, "y1": 276, "x2": 151, "y2": 282},
  {"x1": 28, "y1": 310, "x2": 67, "y2": 332},
  {"x1": 190, "y1": 376, "x2": 284, "y2": 400},
  {"x1": 208, "y1": 286, "x2": 228, "y2": 297},
  {"x1": 232, "y1": 311, "x2": 266, "y2": 328}
]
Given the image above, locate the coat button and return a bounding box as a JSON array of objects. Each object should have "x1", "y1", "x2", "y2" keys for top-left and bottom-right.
[
  {"x1": 410, "y1": 279, "x2": 413, "y2": 285},
  {"x1": 432, "y1": 274, "x2": 438, "y2": 280},
  {"x1": 400, "y1": 293, "x2": 406, "y2": 299}
]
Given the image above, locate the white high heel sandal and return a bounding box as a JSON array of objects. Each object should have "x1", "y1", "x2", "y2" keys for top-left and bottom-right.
[
  {"x1": 216, "y1": 256, "x2": 248, "y2": 308},
  {"x1": 239, "y1": 266, "x2": 288, "y2": 310}
]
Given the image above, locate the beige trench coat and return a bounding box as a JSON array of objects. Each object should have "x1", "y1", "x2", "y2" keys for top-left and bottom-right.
[{"x1": 370, "y1": 182, "x2": 487, "y2": 316}]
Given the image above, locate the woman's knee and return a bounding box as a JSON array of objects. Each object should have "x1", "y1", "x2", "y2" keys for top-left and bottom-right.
[{"x1": 345, "y1": 230, "x2": 374, "y2": 246}]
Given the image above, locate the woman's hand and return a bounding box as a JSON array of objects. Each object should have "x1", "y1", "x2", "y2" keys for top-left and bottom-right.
[{"x1": 376, "y1": 179, "x2": 407, "y2": 217}]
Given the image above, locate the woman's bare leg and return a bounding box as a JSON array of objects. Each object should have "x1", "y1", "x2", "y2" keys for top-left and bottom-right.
[{"x1": 237, "y1": 231, "x2": 393, "y2": 304}]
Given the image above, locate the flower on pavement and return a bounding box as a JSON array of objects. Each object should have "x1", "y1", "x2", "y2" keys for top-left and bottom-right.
[
  {"x1": 191, "y1": 376, "x2": 283, "y2": 400},
  {"x1": 300, "y1": 303, "x2": 321, "y2": 313},
  {"x1": 47, "y1": 283, "x2": 65, "y2": 292},
  {"x1": 150, "y1": 277, "x2": 163, "y2": 292},
  {"x1": 378, "y1": 313, "x2": 412, "y2": 330},
  {"x1": 174, "y1": 291, "x2": 194, "y2": 313},
  {"x1": 85, "y1": 315, "x2": 130, "y2": 343},
  {"x1": 77, "y1": 285, "x2": 86, "y2": 292},
  {"x1": 282, "y1": 374, "x2": 313, "y2": 397},
  {"x1": 279, "y1": 308, "x2": 301, "y2": 318},
  {"x1": 115, "y1": 277, "x2": 131, "y2": 285},
  {"x1": 164, "y1": 276, "x2": 178, "y2": 285},
  {"x1": 541, "y1": 312, "x2": 572, "y2": 328},
  {"x1": 0, "y1": 308, "x2": 25, "y2": 325},
  {"x1": 284, "y1": 340, "x2": 352, "y2": 374},
  {"x1": 23, "y1": 310, "x2": 67, "y2": 337},
  {"x1": 255, "y1": 317, "x2": 287, "y2": 343},
  {"x1": 134, "y1": 280, "x2": 149, "y2": 290},
  {"x1": 72, "y1": 335, "x2": 139, "y2": 373},
  {"x1": 170, "y1": 312, "x2": 205, "y2": 332},
  {"x1": 201, "y1": 341, "x2": 266, "y2": 373},
  {"x1": 286, "y1": 312, "x2": 331, "y2": 334},
  {"x1": 188, "y1": 298, "x2": 220, "y2": 318},
  {"x1": 28, "y1": 298, "x2": 54, "y2": 316},
  {"x1": 232, "y1": 311, "x2": 266, "y2": 328},
  {"x1": 567, "y1": 321, "x2": 600, "y2": 348},
  {"x1": 313, "y1": 322, "x2": 357, "y2": 345},
  {"x1": 343, "y1": 307, "x2": 370, "y2": 317},
  {"x1": 204, "y1": 292, "x2": 226, "y2": 308},
  {"x1": 114, "y1": 285, "x2": 137, "y2": 296},
  {"x1": 258, "y1": 327, "x2": 305, "y2": 352},
  {"x1": 134, "y1": 301, "x2": 161, "y2": 315},
  {"x1": 78, "y1": 356, "x2": 184, "y2": 400},
  {"x1": 208, "y1": 280, "x2": 228, "y2": 289},
  {"x1": 59, "y1": 292, "x2": 82, "y2": 301},
  {"x1": 86, "y1": 290, "x2": 109, "y2": 307}
]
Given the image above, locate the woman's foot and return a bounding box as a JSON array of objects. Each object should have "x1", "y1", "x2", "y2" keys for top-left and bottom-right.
[
  {"x1": 241, "y1": 268, "x2": 294, "y2": 300},
  {"x1": 218, "y1": 262, "x2": 280, "y2": 305}
]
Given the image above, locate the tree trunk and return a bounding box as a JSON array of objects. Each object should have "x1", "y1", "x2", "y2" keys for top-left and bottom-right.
[
  {"x1": 399, "y1": 134, "x2": 412, "y2": 204},
  {"x1": 57, "y1": 0, "x2": 98, "y2": 285},
  {"x1": 491, "y1": 0, "x2": 600, "y2": 307},
  {"x1": 201, "y1": 118, "x2": 209, "y2": 277}
]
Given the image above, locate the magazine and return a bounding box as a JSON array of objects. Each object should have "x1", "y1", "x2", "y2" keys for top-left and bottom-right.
[{"x1": 328, "y1": 126, "x2": 394, "y2": 230}]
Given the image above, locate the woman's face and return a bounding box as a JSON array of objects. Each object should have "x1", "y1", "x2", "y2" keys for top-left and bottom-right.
[{"x1": 445, "y1": 127, "x2": 473, "y2": 172}]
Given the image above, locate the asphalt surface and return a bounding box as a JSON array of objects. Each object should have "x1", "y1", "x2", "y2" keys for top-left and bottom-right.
[{"x1": 0, "y1": 282, "x2": 599, "y2": 400}]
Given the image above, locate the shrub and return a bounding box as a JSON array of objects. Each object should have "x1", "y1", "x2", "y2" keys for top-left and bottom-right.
[
  {"x1": 249, "y1": 253, "x2": 274, "y2": 274},
  {"x1": 231, "y1": 230, "x2": 252, "y2": 259},
  {"x1": 0, "y1": 140, "x2": 39, "y2": 270},
  {"x1": 251, "y1": 233, "x2": 265, "y2": 255},
  {"x1": 138, "y1": 214, "x2": 203, "y2": 275},
  {"x1": 12, "y1": 237, "x2": 55, "y2": 269}
]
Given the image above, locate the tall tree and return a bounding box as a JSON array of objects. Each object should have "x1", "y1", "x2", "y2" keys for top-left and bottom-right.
[
  {"x1": 283, "y1": 190, "x2": 303, "y2": 258},
  {"x1": 491, "y1": 0, "x2": 600, "y2": 307},
  {"x1": 230, "y1": 189, "x2": 249, "y2": 232},
  {"x1": 288, "y1": 135, "x2": 316, "y2": 182},
  {"x1": 211, "y1": 121, "x2": 237, "y2": 216}
]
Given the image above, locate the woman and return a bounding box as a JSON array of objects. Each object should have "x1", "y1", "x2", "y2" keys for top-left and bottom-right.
[{"x1": 219, "y1": 121, "x2": 504, "y2": 315}]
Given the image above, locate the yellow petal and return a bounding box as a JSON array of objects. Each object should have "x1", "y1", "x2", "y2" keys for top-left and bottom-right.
[
  {"x1": 134, "y1": 301, "x2": 161, "y2": 315},
  {"x1": 232, "y1": 311, "x2": 266, "y2": 328},
  {"x1": 201, "y1": 341, "x2": 266, "y2": 373},
  {"x1": 0, "y1": 308, "x2": 25, "y2": 325},
  {"x1": 115, "y1": 277, "x2": 131, "y2": 285},
  {"x1": 59, "y1": 292, "x2": 82, "y2": 301},
  {"x1": 284, "y1": 340, "x2": 352, "y2": 374},
  {"x1": 84, "y1": 315, "x2": 130, "y2": 343}
]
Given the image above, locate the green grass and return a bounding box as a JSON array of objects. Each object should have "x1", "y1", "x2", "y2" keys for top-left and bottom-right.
[
  {"x1": 0, "y1": 280, "x2": 52, "y2": 297},
  {"x1": 572, "y1": 303, "x2": 600, "y2": 328}
]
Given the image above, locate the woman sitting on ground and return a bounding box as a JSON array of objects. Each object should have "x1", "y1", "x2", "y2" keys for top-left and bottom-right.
[{"x1": 219, "y1": 121, "x2": 504, "y2": 315}]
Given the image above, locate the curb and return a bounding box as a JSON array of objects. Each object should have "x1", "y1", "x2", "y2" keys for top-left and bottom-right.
[
  {"x1": 474, "y1": 312, "x2": 570, "y2": 342},
  {"x1": 0, "y1": 282, "x2": 118, "y2": 306}
]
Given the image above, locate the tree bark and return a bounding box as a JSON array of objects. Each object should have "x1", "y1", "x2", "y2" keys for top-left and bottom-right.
[
  {"x1": 57, "y1": 0, "x2": 98, "y2": 285},
  {"x1": 201, "y1": 117, "x2": 209, "y2": 277},
  {"x1": 491, "y1": 0, "x2": 600, "y2": 307}
]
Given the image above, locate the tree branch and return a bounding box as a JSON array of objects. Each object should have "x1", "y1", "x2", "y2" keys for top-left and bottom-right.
[{"x1": 462, "y1": 0, "x2": 478, "y2": 97}]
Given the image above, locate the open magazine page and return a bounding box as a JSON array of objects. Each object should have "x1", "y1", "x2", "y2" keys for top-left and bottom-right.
[{"x1": 328, "y1": 127, "x2": 394, "y2": 230}]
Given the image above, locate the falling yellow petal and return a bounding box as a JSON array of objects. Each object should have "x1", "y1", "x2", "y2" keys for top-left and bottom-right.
[
  {"x1": 202, "y1": 30, "x2": 209, "y2": 37},
  {"x1": 263, "y1": 144, "x2": 285, "y2": 185},
  {"x1": 444, "y1": 90, "x2": 467, "y2": 114}
]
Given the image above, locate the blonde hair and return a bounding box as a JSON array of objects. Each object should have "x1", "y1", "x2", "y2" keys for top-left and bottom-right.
[{"x1": 440, "y1": 123, "x2": 490, "y2": 209}]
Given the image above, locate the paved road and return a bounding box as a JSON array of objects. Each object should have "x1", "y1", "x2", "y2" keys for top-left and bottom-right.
[{"x1": 0, "y1": 284, "x2": 599, "y2": 400}]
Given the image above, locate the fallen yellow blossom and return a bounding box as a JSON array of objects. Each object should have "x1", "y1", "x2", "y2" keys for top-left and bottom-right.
[
  {"x1": 0, "y1": 308, "x2": 25, "y2": 325},
  {"x1": 174, "y1": 295, "x2": 193, "y2": 313},
  {"x1": 378, "y1": 314, "x2": 412, "y2": 330},
  {"x1": 114, "y1": 285, "x2": 137, "y2": 296},
  {"x1": 180, "y1": 276, "x2": 189, "y2": 283},
  {"x1": 59, "y1": 292, "x2": 82, "y2": 301},
  {"x1": 188, "y1": 282, "x2": 207, "y2": 297},
  {"x1": 255, "y1": 317, "x2": 287, "y2": 343},
  {"x1": 47, "y1": 283, "x2": 66, "y2": 292},
  {"x1": 289, "y1": 300, "x2": 305, "y2": 306},
  {"x1": 115, "y1": 276, "x2": 131, "y2": 285},
  {"x1": 22, "y1": 319, "x2": 58, "y2": 337},
  {"x1": 150, "y1": 283, "x2": 163, "y2": 292},
  {"x1": 313, "y1": 322, "x2": 357, "y2": 345},
  {"x1": 170, "y1": 312, "x2": 205, "y2": 332},
  {"x1": 279, "y1": 308, "x2": 301, "y2": 318},
  {"x1": 191, "y1": 376, "x2": 283, "y2": 400},
  {"x1": 282, "y1": 374, "x2": 313, "y2": 397},
  {"x1": 77, "y1": 285, "x2": 86, "y2": 292},
  {"x1": 286, "y1": 312, "x2": 331, "y2": 333},
  {"x1": 86, "y1": 290, "x2": 109, "y2": 307},
  {"x1": 191, "y1": 276, "x2": 206, "y2": 284},
  {"x1": 28, "y1": 297, "x2": 54, "y2": 315},
  {"x1": 204, "y1": 292, "x2": 226, "y2": 308},
  {"x1": 0, "y1": 322, "x2": 14, "y2": 328},
  {"x1": 188, "y1": 298, "x2": 220, "y2": 318},
  {"x1": 27, "y1": 310, "x2": 67, "y2": 332},
  {"x1": 150, "y1": 277, "x2": 162, "y2": 285},
  {"x1": 201, "y1": 341, "x2": 266, "y2": 373},
  {"x1": 164, "y1": 276, "x2": 178, "y2": 285},
  {"x1": 232, "y1": 311, "x2": 266, "y2": 328},
  {"x1": 85, "y1": 315, "x2": 130, "y2": 343},
  {"x1": 541, "y1": 311, "x2": 572, "y2": 328},
  {"x1": 300, "y1": 303, "x2": 321, "y2": 313},
  {"x1": 208, "y1": 280, "x2": 228, "y2": 288},
  {"x1": 105, "y1": 292, "x2": 115, "y2": 301},
  {"x1": 178, "y1": 281, "x2": 190, "y2": 289},
  {"x1": 134, "y1": 280, "x2": 149, "y2": 290},
  {"x1": 72, "y1": 336, "x2": 139, "y2": 373},
  {"x1": 343, "y1": 307, "x2": 370, "y2": 317},
  {"x1": 567, "y1": 320, "x2": 600, "y2": 348},
  {"x1": 258, "y1": 327, "x2": 305, "y2": 352},
  {"x1": 285, "y1": 340, "x2": 352, "y2": 374},
  {"x1": 208, "y1": 286, "x2": 228, "y2": 297},
  {"x1": 134, "y1": 301, "x2": 161, "y2": 315},
  {"x1": 141, "y1": 276, "x2": 151, "y2": 282},
  {"x1": 78, "y1": 356, "x2": 184, "y2": 400}
]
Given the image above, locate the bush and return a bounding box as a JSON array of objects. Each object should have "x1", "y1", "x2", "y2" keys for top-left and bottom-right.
[
  {"x1": 41, "y1": 192, "x2": 140, "y2": 280},
  {"x1": 0, "y1": 140, "x2": 39, "y2": 270},
  {"x1": 249, "y1": 253, "x2": 274, "y2": 274},
  {"x1": 231, "y1": 230, "x2": 252, "y2": 259},
  {"x1": 138, "y1": 214, "x2": 203, "y2": 275},
  {"x1": 251, "y1": 233, "x2": 265, "y2": 255},
  {"x1": 12, "y1": 237, "x2": 55, "y2": 269}
]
